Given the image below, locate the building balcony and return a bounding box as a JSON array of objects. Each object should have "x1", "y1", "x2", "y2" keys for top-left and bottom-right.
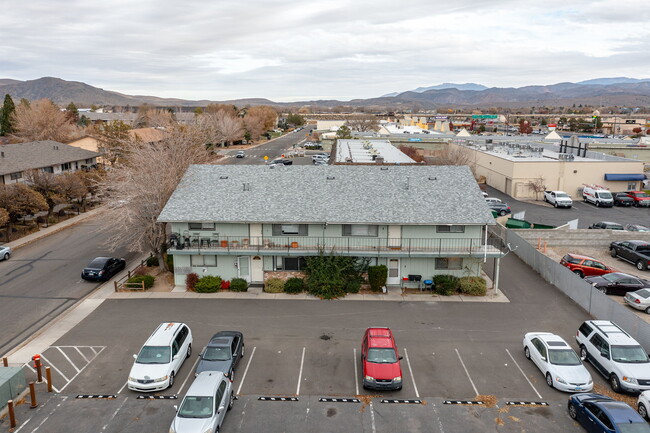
[{"x1": 167, "y1": 234, "x2": 504, "y2": 258}]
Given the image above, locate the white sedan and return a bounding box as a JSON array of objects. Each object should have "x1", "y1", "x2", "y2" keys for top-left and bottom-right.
[
  {"x1": 625, "y1": 289, "x2": 650, "y2": 314},
  {"x1": 639, "y1": 391, "x2": 650, "y2": 420},
  {"x1": 0, "y1": 245, "x2": 11, "y2": 261},
  {"x1": 523, "y1": 332, "x2": 593, "y2": 392}
]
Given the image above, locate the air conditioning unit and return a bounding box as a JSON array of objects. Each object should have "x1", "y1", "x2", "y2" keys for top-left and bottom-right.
[{"x1": 558, "y1": 153, "x2": 574, "y2": 161}]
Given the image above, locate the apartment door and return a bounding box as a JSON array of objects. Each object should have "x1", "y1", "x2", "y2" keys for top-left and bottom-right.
[
  {"x1": 237, "y1": 256, "x2": 251, "y2": 282},
  {"x1": 387, "y1": 258, "x2": 400, "y2": 285},
  {"x1": 251, "y1": 256, "x2": 263, "y2": 283}
]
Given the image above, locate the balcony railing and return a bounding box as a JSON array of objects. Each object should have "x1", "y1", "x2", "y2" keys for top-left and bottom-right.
[{"x1": 168, "y1": 234, "x2": 504, "y2": 257}]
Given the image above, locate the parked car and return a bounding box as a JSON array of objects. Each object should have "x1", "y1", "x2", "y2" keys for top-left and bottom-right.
[
  {"x1": 624, "y1": 289, "x2": 650, "y2": 314},
  {"x1": 169, "y1": 371, "x2": 234, "y2": 433},
  {"x1": 267, "y1": 159, "x2": 293, "y2": 166},
  {"x1": 575, "y1": 320, "x2": 650, "y2": 393},
  {"x1": 589, "y1": 221, "x2": 625, "y2": 230},
  {"x1": 361, "y1": 327, "x2": 403, "y2": 390},
  {"x1": 196, "y1": 331, "x2": 244, "y2": 380},
  {"x1": 304, "y1": 142, "x2": 322, "y2": 150},
  {"x1": 128, "y1": 322, "x2": 193, "y2": 392},
  {"x1": 488, "y1": 202, "x2": 511, "y2": 216},
  {"x1": 560, "y1": 253, "x2": 616, "y2": 278},
  {"x1": 584, "y1": 272, "x2": 650, "y2": 296},
  {"x1": 610, "y1": 240, "x2": 650, "y2": 270},
  {"x1": 627, "y1": 224, "x2": 650, "y2": 232},
  {"x1": 583, "y1": 185, "x2": 614, "y2": 207},
  {"x1": 625, "y1": 191, "x2": 650, "y2": 207},
  {"x1": 613, "y1": 192, "x2": 635, "y2": 207},
  {"x1": 523, "y1": 332, "x2": 592, "y2": 392},
  {"x1": 0, "y1": 245, "x2": 11, "y2": 261},
  {"x1": 81, "y1": 257, "x2": 126, "y2": 281},
  {"x1": 484, "y1": 197, "x2": 503, "y2": 205},
  {"x1": 568, "y1": 393, "x2": 650, "y2": 432},
  {"x1": 639, "y1": 391, "x2": 650, "y2": 420},
  {"x1": 543, "y1": 190, "x2": 573, "y2": 208},
  {"x1": 235, "y1": 151, "x2": 245, "y2": 158}
]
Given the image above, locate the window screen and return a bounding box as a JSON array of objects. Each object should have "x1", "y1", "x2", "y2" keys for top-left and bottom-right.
[
  {"x1": 435, "y1": 257, "x2": 462, "y2": 270},
  {"x1": 342, "y1": 225, "x2": 379, "y2": 236}
]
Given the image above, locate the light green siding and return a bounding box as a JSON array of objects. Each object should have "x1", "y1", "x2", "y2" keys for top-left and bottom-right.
[
  {"x1": 173, "y1": 223, "x2": 249, "y2": 237},
  {"x1": 401, "y1": 225, "x2": 482, "y2": 239}
]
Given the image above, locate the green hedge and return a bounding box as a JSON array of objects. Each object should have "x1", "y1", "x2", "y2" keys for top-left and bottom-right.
[
  {"x1": 230, "y1": 278, "x2": 248, "y2": 292},
  {"x1": 194, "y1": 275, "x2": 222, "y2": 293},
  {"x1": 345, "y1": 279, "x2": 362, "y2": 294},
  {"x1": 433, "y1": 274, "x2": 460, "y2": 296},
  {"x1": 146, "y1": 255, "x2": 159, "y2": 267},
  {"x1": 284, "y1": 277, "x2": 304, "y2": 294},
  {"x1": 459, "y1": 276, "x2": 487, "y2": 296},
  {"x1": 264, "y1": 278, "x2": 285, "y2": 293},
  {"x1": 126, "y1": 274, "x2": 155, "y2": 289},
  {"x1": 367, "y1": 265, "x2": 388, "y2": 292}
]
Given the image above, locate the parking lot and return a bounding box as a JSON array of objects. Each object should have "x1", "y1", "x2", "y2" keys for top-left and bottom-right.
[{"x1": 2, "y1": 254, "x2": 617, "y2": 432}]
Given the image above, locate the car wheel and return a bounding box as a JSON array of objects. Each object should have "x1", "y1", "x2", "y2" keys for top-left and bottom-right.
[
  {"x1": 186, "y1": 344, "x2": 191, "y2": 359},
  {"x1": 228, "y1": 391, "x2": 234, "y2": 410},
  {"x1": 554, "y1": 202, "x2": 558, "y2": 208},
  {"x1": 580, "y1": 346, "x2": 588, "y2": 361},
  {"x1": 598, "y1": 287, "x2": 608, "y2": 295},
  {"x1": 639, "y1": 402, "x2": 648, "y2": 420},
  {"x1": 499, "y1": 210, "x2": 507, "y2": 216},
  {"x1": 610, "y1": 249, "x2": 617, "y2": 258},
  {"x1": 3, "y1": 253, "x2": 9, "y2": 260},
  {"x1": 637, "y1": 260, "x2": 647, "y2": 271},
  {"x1": 610, "y1": 374, "x2": 621, "y2": 393},
  {"x1": 546, "y1": 373, "x2": 554, "y2": 388},
  {"x1": 596, "y1": 201, "x2": 600, "y2": 207},
  {"x1": 168, "y1": 372, "x2": 175, "y2": 388},
  {"x1": 524, "y1": 346, "x2": 531, "y2": 359},
  {"x1": 573, "y1": 270, "x2": 584, "y2": 278},
  {"x1": 568, "y1": 402, "x2": 578, "y2": 419},
  {"x1": 645, "y1": 307, "x2": 650, "y2": 314}
]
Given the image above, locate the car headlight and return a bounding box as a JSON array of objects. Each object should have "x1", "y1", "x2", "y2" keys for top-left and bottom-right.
[
  {"x1": 623, "y1": 376, "x2": 638, "y2": 385},
  {"x1": 592, "y1": 283, "x2": 598, "y2": 287},
  {"x1": 128, "y1": 376, "x2": 136, "y2": 382},
  {"x1": 169, "y1": 426, "x2": 176, "y2": 433},
  {"x1": 555, "y1": 376, "x2": 567, "y2": 384},
  {"x1": 364, "y1": 375, "x2": 374, "y2": 382},
  {"x1": 393, "y1": 376, "x2": 402, "y2": 382},
  {"x1": 588, "y1": 378, "x2": 593, "y2": 384},
  {"x1": 153, "y1": 376, "x2": 169, "y2": 383}
]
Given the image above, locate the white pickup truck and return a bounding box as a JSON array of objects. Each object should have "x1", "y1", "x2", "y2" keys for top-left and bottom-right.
[{"x1": 543, "y1": 190, "x2": 573, "y2": 208}]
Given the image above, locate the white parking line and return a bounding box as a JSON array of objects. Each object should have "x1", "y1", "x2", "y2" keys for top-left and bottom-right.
[
  {"x1": 296, "y1": 347, "x2": 306, "y2": 396},
  {"x1": 505, "y1": 348, "x2": 543, "y2": 399},
  {"x1": 403, "y1": 348, "x2": 419, "y2": 398},
  {"x1": 74, "y1": 347, "x2": 90, "y2": 363},
  {"x1": 177, "y1": 354, "x2": 201, "y2": 396},
  {"x1": 369, "y1": 400, "x2": 377, "y2": 433},
  {"x1": 353, "y1": 348, "x2": 359, "y2": 395},
  {"x1": 56, "y1": 347, "x2": 80, "y2": 373},
  {"x1": 236, "y1": 346, "x2": 256, "y2": 395},
  {"x1": 117, "y1": 381, "x2": 128, "y2": 394},
  {"x1": 101, "y1": 396, "x2": 128, "y2": 431},
  {"x1": 454, "y1": 348, "x2": 479, "y2": 396},
  {"x1": 40, "y1": 354, "x2": 70, "y2": 383},
  {"x1": 58, "y1": 347, "x2": 106, "y2": 392},
  {"x1": 28, "y1": 396, "x2": 68, "y2": 433}
]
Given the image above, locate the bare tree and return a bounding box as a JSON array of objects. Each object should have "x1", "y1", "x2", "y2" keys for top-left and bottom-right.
[
  {"x1": 398, "y1": 145, "x2": 425, "y2": 163},
  {"x1": 247, "y1": 106, "x2": 278, "y2": 131},
  {"x1": 24, "y1": 169, "x2": 64, "y2": 216},
  {"x1": 99, "y1": 125, "x2": 216, "y2": 270},
  {"x1": 0, "y1": 208, "x2": 8, "y2": 228},
  {"x1": 527, "y1": 176, "x2": 546, "y2": 200},
  {"x1": 11, "y1": 99, "x2": 80, "y2": 142},
  {"x1": 345, "y1": 114, "x2": 379, "y2": 132},
  {"x1": 57, "y1": 172, "x2": 89, "y2": 208},
  {"x1": 243, "y1": 114, "x2": 265, "y2": 141},
  {"x1": 194, "y1": 110, "x2": 243, "y2": 147},
  {"x1": 134, "y1": 105, "x2": 176, "y2": 128},
  {"x1": 430, "y1": 145, "x2": 476, "y2": 176},
  {"x1": 0, "y1": 184, "x2": 47, "y2": 240}
]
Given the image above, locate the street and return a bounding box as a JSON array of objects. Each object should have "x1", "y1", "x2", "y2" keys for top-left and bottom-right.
[{"x1": 219, "y1": 129, "x2": 317, "y2": 165}]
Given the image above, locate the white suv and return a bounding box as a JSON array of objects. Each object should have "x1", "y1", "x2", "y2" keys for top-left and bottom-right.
[
  {"x1": 128, "y1": 322, "x2": 193, "y2": 392},
  {"x1": 576, "y1": 320, "x2": 650, "y2": 393}
]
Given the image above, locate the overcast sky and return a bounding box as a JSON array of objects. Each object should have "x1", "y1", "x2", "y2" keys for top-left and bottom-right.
[{"x1": 2, "y1": 0, "x2": 650, "y2": 102}]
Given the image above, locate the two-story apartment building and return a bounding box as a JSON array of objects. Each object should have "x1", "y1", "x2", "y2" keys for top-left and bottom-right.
[
  {"x1": 158, "y1": 165, "x2": 503, "y2": 289},
  {"x1": 0, "y1": 140, "x2": 100, "y2": 184}
]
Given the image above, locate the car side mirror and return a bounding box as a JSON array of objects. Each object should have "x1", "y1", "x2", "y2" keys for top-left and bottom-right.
[
  {"x1": 399, "y1": 356, "x2": 404, "y2": 360},
  {"x1": 601, "y1": 352, "x2": 609, "y2": 359},
  {"x1": 173, "y1": 355, "x2": 179, "y2": 361},
  {"x1": 218, "y1": 405, "x2": 225, "y2": 414},
  {"x1": 133, "y1": 354, "x2": 137, "y2": 360},
  {"x1": 173, "y1": 405, "x2": 178, "y2": 412},
  {"x1": 541, "y1": 357, "x2": 547, "y2": 362}
]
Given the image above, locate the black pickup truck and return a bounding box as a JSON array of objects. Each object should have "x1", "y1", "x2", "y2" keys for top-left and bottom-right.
[{"x1": 610, "y1": 240, "x2": 650, "y2": 270}]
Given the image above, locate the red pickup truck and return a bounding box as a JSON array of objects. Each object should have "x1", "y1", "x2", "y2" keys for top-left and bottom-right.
[{"x1": 625, "y1": 191, "x2": 650, "y2": 207}]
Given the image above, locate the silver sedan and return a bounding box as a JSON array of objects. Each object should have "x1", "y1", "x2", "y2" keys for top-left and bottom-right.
[
  {"x1": 625, "y1": 289, "x2": 650, "y2": 314},
  {"x1": 0, "y1": 245, "x2": 11, "y2": 261}
]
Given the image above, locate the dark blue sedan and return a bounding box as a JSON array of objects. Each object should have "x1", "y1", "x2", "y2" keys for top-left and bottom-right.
[{"x1": 568, "y1": 393, "x2": 650, "y2": 432}]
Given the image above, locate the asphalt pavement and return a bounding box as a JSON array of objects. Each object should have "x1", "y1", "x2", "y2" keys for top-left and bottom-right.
[{"x1": 220, "y1": 129, "x2": 317, "y2": 166}]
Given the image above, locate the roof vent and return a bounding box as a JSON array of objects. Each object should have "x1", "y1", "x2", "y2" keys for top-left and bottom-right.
[
  {"x1": 380, "y1": 167, "x2": 389, "y2": 171},
  {"x1": 243, "y1": 182, "x2": 251, "y2": 191},
  {"x1": 219, "y1": 175, "x2": 229, "y2": 180},
  {"x1": 1, "y1": 152, "x2": 4, "y2": 158},
  {"x1": 428, "y1": 176, "x2": 437, "y2": 180},
  {"x1": 326, "y1": 176, "x2": 335, "y2": 180}
]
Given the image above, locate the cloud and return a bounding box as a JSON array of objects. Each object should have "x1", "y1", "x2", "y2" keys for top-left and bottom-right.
[{"x1": 1, "y1": 0, "x2": 650, "y2": 101}]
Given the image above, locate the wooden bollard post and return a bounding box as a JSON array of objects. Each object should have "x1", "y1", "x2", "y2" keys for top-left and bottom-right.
[
  {"x1": 537, "y1": 238, "x2": 541, "y2": 249},
  {"x1": 543, "y1": 241, "x2": 548, "y2": 254},
  {"x1": 2, "y1": 356, "x2": 7, "y2": 367},
  {"x1": 29, "y1": 381, "x2": 37, "y2": 408},
  {"x1": 34, "y1": 356, "x2": 43, "y2": 383},
  {"x1": 45, "y1": 367, "x2": 53, "y2": 392},
  {"x1": 8, "y1": 399, "x2": 16, "y2": 428}
]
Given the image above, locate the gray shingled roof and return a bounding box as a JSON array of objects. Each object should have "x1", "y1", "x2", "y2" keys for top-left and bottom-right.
[
  {"x1": 0, "y1": 141, "x2": 101, "y2": 175},
  {"x1": 158, "y1": 165, "x2": 494, "y2": 225}
]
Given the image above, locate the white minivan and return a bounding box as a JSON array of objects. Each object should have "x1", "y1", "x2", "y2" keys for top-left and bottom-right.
[{"x1": 128, "y1": 322, "x2": 193, "y2": 392}]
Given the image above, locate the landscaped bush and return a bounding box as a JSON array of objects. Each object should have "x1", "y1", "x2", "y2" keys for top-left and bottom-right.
[
  {"x1": 264, "y1": 277, "x2": 285, "y2": 293},
  {"x1": 231, "y1": 278, "x2": 248, "y2": 292},
  {"x1": 186, "y1": 273, "x2": 199, "y2": 291},
  {"x1": 166, "y1": 254, "x2": 174, "y2": 272},
  {"x1": 304, "y1": 253, "x2": 369, "y2": 299},
  {"x1": 146, "y1": 255, "x2": 159, "y2": 267},
  {"x1": 459, "y1": 276, "x2": 487, "y2": 296},
  {"x1": 367, "y1": 265, "x2": 388, "y2": 292},
  {"x1": 127, "y1": 274, "x2": 155, "y2": 289},
  {"x1": 433, "y1": 274, "x2": 460, "y2": 296},
  {"x1": 221, "y1": 280, "x2": 231, "y2": 290},
  {"x1": 284, "y1": 277, "x2": 304, "y2": 294},
  {"x1": 344, "y1": 278, "x2": 362, "y2": 294},
  {"x1": 57, "y1": 209, "x2": 67, "y2": 217},
  {"x1": 194, "y1": 275, "x2": 222, "y2": 293}
]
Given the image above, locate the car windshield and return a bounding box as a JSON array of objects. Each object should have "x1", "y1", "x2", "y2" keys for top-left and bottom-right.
[
  {"x1": 178, "y1": 396, "x2": 214, "y2": 418},
  {"x1": 367, "y1": 348, "x2": 398, "y2": 364},
  {"x1": 616, "y1": 422, "x2": 650, "y2": 433},
  {"x1": 136, "y1": 346, "x2": 171, "y2": 364},
  {"x1": 635, "y1": 289, "x2": 650, "y2": 299},
  {"x1": 602, "y1": 274, "x2": 625, "y2": 283},
  {"x1": 203, "y1": 346, "x2": 231, "y2": 361},
  {"x1": 611, "y1": 345, "x2": 649, "y2": 363},
  {"x1": 599, "y1": 192, "x2": 613, "y2": 199},
  {"x1": 548, "y1": 349, "x2": 581, "y2": 366},
  {"x1": 557, "y1": 193, "x2": 570, "y2": 198},
  {"x1": 88, "y1": 258, "x2": 108, "y2": 268},
  {"x1": 636, "y1": 192, "x2": 649, "y2": 198}
]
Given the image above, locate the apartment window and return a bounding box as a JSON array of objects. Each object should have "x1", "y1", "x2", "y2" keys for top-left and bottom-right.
[
  {"x1": 188, "y1": 222, "x2": 215, "y2": 230},
  {"x1": 436, "y1": 225, "x2": 465, "y2": 233},
  {"x1": 342, "y1": 224, "x2": 379, "y2": 236},
  {"x1": 435, "y1": 257, "x2": 463, "y2": 270},
  {"x1": 61, "y1": 162, "x2": 71, "y2": 171},
  {"x1": 10, "y1": 172, "x2": 22, "y2": 180},
  {"x1": 41, "y1": 166, "x2": 54, "y2": 174},
  {"x1": 85, "y1": 159, "x2": 93, "y2": 164},
  {"x1": 272, "y1": 224, "x2": 308, "y2": 236},
  {"x1": 276, "y1": 257, "x2": 307, "y2": 271},
  {"x1": 628, "y1": 182, "x2": 638, "y2": 190},
  {"x1": 190, "y1": 255, "x2": 217, "y2": 267}
]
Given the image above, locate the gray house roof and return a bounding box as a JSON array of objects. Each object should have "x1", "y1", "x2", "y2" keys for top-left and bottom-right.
[
  {"x1": 0, "y1": 141, "x2": 101, "y2": 175},
  {"x1": 158, "y1": 165, "x2": 494, "y2": 225}
]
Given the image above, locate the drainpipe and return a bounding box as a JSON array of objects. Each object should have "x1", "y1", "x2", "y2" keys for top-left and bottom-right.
[
  {"x1": 483, "y1": 224, "x2": 488, "y2": 263},
  {"x1": 494, "y1": 258, "x2": 500, "y2": 296}
]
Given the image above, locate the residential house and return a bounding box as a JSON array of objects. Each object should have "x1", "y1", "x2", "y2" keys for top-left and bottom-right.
[
  {"x1": 0, "y1": 141, "x2": 100, "y2": 184},
  {"x1": 158, "y1": 165, "x2": 503, "y2": 290}
]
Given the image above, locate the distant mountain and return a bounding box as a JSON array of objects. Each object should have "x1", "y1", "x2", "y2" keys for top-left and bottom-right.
[
  {"x1": 381, "y1": 82, "x2": 487, "y2": 97},
  {"x1": 578, "y1": 77, "x2": 650, "y2": 85}
]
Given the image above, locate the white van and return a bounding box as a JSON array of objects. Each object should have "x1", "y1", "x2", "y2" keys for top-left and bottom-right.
[
  {"x1": 128, "y1": 322, "x2": 193, "y2": 392},
  {"x1": 582, "y1": 185, "x2": 614, "y2": 207}
]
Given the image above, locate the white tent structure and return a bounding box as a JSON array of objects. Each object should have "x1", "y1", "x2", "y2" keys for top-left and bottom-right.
[
  {"x1": 544, "y1": 130, "x2": 562, "y2": 140},
  {"x1": 456, "y1": 128, "x2": 471, "y2": 137}
]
